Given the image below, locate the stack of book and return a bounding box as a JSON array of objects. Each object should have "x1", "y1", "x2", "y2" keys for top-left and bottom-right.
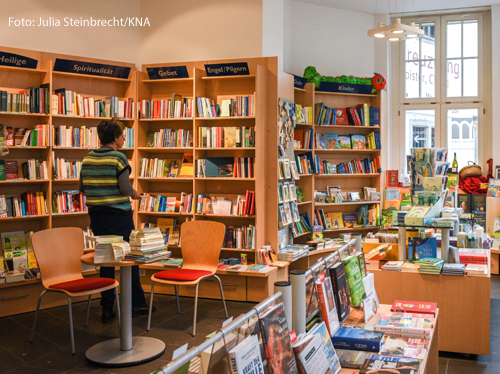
[
  {"x1": 359, "y1": 355, "x2": 422, "y2": 373},
  {"x1": 442, "y1": 263, "x2": 465, "y2": 276},
  {"x1": 458, "y1": 249, "x2": 488, "y2": 266},
  {"x1": 400, "y1": 262, "x2": 420, "y2": 273},
  {"x1": 374, "y1": 312, "x2": 434, "y2": 337},
  {"x1": 90, "y1": 235, "x2": 124, "y2": 264},
  {"x1": 381, "y1": 261, "x2": 404, "y2": 271},
  {"x1": 126, "y1": 228, "x2": 171, "y2": 263},
  {"x1": 416, "y1": 258, "x2": 444, "y2": 274},
  {"x1": 465, "y1": 263, "x2": 488, "y2": 277},
  {"x1": 278, "y1": 244, "x2": 309, "y2": 261}
]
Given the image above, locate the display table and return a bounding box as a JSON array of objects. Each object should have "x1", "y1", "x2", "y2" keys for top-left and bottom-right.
[
  {"x1": 369, "y1": 268, "x2": 489, "y2": 355},
  {"x1": 81, "y1": 254, "x2": 165, "y2": 367},
  {"x1": 340, "y1": 304, "x2": 439, "y2": 374}
]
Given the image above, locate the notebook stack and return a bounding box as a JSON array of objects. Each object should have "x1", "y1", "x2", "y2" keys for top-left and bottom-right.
[
  {"x1": 415, "y1": 258, "x2": 444, "y2": 274},
  {"x1": 442, "y1": 263, "x2": 465, "y2": 276},
  {"x1": 465, "y1": 263, "x2": 488, "y2": 277},
  {"x1": 126, "y1": 228, "x2": 171, "y2": 263},
  {"x1": 90, "y1": 235, "x2": 124, "y2": 264}
]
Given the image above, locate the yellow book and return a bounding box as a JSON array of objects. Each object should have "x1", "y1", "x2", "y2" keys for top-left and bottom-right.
[
  {"x1": 326, "y1": 212, "x2": 344, "y2": 229},
  {"x1": 35, "y1": 192, "x2": 42, "y2": 215}
]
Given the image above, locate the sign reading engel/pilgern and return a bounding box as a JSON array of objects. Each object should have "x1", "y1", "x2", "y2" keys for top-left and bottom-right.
[
  {"x1": 204, "y1": 62, "x2": 250, "y2": 77},
  {"x1": 147, "y1": 66, "x2": 189, "y2": 80},
  {"x1": 0, "y1": 51, "x2": 38, "y2": 69},
  {"x1": 53, "y1": 59, "x2": 131, "y2": 79}
]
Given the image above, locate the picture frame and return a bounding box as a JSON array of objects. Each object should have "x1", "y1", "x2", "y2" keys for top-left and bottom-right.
[
  {"x1": 282, "y1": 182, "x2": 290, "y2": 202},
  {"x1": 284, "y1": 159, "x2": 292, "y2": 179},
  {"x1": 289, "y1": 182, "x2": 297, "y2": 201},
  {"x1": 290, "y1": 160, "x2": 300, "y2": 180},
  {"x1": 278, "y1": 159, "x2": 284, "y2": 180},
  {"x1": 278, "y1": 183, "x2": 284, "y2": 203}
]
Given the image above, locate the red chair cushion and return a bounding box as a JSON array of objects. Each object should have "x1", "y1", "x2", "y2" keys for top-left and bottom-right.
[
  {"x1": 49, "y1": 278, "x2": 116, "y2": 293},
  {"x1": 154, "y1": 269, "x2": 212, "y2": 281}
]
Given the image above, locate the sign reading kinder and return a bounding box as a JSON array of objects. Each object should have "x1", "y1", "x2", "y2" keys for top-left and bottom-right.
[
  {"x1": 147, "y1": 66, "x2": 189, "y2": 80},
  {"x1": 0, "y1": 51, "x2": 38, "y2": 69},
  {"x1": 204, "y1": 62, "x2": 250, "y2": 77},
  {"x1": 53, "y1": 58, "x2": 131, "y2": 79}
]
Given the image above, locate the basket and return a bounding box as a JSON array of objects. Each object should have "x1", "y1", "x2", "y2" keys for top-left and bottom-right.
[{"x1": 459, "y1": 162, "x2": 482, "y2": 179}]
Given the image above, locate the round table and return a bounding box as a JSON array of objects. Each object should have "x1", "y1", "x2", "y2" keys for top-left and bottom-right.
[{"x1": 81, "y1": 253, "x2": 165, "y2": 367}]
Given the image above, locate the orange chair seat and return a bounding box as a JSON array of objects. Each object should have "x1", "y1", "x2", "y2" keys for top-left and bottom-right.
[
  {"x1": 49, "y1": 278, "x2": 116, "y2": 293},
  {"x1": 154, "y1": 269, "x2": 212, "y2": 281}
]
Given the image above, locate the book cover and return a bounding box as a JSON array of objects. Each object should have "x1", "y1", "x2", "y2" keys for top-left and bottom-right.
[
  {"x1": 375, "y1": 314, "x2": 433, "y2": 336},
  {"x1": 228, "y1": 334, "x2": 264, "y2": 374},
  {"x1": 408, "y1": 237, "x2": 437, "y2": 262},
  {"x1": 334, "y1": 108, "x2": 349, "y2": 125},
  {"x1": 457, "y1": 193, "x2": 471, "y2": 212},
  {"x1": 391, "y1": 300, "x2": 437, "y2": 317},
  {"x1": 224, "y1": 127, "x2": 237, "y2": 148},
  {"x1": 343, "y1": 213, "x2": 357, "y2": 229},
  {"x1": 487, "y1": 179, "x2": 500, "y2": 197},
  {"x1": 386, "y1": 170, "x2": 399, "y2": 187},
  {"x1": 359, "y1": 355, "x2": 422, "y2": 374},
  {"x1": 379, "y1": 336, "x2": 429, "y2": 359},
  {"x1": 292, "y1": 333, "x2": 330, "y2": 374},
  {"x1": 259, "y1": 302, "x2": 299, "y2": 374},
  {"x1": 327, "y1": 212, "x2": 344, "y2": 229},
  {"x1": 337, "y1": 135, "x2": 351, "y2": 149},
  {"x1": 323, "y1": 133, "x2": 339, "y2": 149},
  {"x1": 329, "y1": 261, "x2": 351, "y2": 322},
  {"x1": 316, "y1": 272, "x2": 340, "y2": 337},
  {"x1": 337, "y1": 350, "x2": 372, "y2": 369},
  {"x1": 146, "y1": 131, "x2": 155, "y2": 147},
  {"x1": 331, "y1": 327, "x2": 385, "y2": 352},
  {"x1": 342, "y1": 255, "x2": 366, "y2": 307},
  {"x1": 309, "y1": 322, "x2": 342, "y2": 374},
  {"x1": 350, "y1": 134, "x2": 367, "y2": 149},
  {"x1": 205, "y1": 157, "x2": 234, "y2": 177}
]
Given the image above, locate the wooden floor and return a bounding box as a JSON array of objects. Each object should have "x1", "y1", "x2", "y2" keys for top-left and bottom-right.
[{"x1": 0, "y1": 278, "x2": 500, "y2": 373}]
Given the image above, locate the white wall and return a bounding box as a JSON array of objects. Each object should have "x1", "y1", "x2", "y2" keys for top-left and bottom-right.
[
  {"x1": 285, "y1": 1, "x2": 375, "y2": 77},
  {"x1": 263, "y1": 0, "x2": 286, "y2": 71},
  {"x1": 491, "y1": 5, "x2": 500, "y2": 167},
  {"x1": 139, "y1": 0, "x2": 263, "y2": 66},
  {"x1": 0, "y1": 0, "x2": 140, "y2": 66}
]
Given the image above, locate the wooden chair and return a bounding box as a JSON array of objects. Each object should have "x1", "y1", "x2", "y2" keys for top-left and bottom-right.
[
  {"x1": 29, "y1": 227, "x2": 120, "y2": 354},
  {"x1": 147, "y1": 221, "x2": 228, "y2": 336}
]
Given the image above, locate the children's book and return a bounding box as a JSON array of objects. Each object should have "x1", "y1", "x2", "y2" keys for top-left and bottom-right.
[
  {"x1": 487, "y1": 179, "x2": 500, "y2": 197},
  {"x1": 350, "y1": 134, "x2": 367, "y2": 149},
  {"x1": 337, "y1": 135, "x2": 351, "y2": 149},
  {"x1": 334, "y1": 108, "x2": 349, "y2": 125},
  {"x1": 327, "y1": 212, "x2": 344, "y2": 229},
  {"x1": 324, "y1": 133, "x2": 339, "y2": 149},
  {"x1": 343, "y1": 213, "x2": 357, "y2": 229}
]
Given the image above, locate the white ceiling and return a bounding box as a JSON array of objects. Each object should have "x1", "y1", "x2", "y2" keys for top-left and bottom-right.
[{"x1": 295, "y1": 0, "x2": 497, "y2": 15}]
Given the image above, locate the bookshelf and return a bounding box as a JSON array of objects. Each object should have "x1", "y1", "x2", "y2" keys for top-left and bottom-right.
[{"x1": 284, "y1": 78, "x2": 384, "y2": 245}]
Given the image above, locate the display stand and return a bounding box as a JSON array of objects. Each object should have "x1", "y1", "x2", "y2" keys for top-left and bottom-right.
[
  {"x1": 154, "y1": 292, "x2": 284, "y2": 374},
  {"x1": 395, "y1": 223, "x2": 453, "y2": 262}
]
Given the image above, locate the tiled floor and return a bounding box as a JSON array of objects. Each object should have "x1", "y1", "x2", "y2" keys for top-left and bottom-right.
[{"x1": 0, "y1": 278, "x2": 499, "y2": 373}]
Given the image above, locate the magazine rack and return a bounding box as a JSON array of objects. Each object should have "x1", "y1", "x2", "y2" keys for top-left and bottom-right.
[{"x1": 155, "y1": 292, "x2": 284, "y2": 374}]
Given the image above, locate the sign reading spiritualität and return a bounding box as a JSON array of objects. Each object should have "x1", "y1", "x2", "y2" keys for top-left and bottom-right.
[{"x1": 53, "y1": 58, "x2": 131, "y2": 79}]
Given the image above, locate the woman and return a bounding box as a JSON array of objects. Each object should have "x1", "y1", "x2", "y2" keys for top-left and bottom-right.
[{"x1": 79, "y1": 119, "x2": 154, "y2": 323}]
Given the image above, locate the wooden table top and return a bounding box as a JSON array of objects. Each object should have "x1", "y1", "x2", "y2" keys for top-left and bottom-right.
[{"x1": 81, "y1": 253, "x2": 137, "y2": 267}]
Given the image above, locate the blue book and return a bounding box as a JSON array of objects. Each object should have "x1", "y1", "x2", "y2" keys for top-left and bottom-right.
[
  {"x1": 408, "y1": 237, "x2": 437, "y2": 262},
  {"x1": 324, "y1": 133, "x2": 339, "y2": 149},
  {"x1": 332, "y1": 327, "x2": 385, "y2": 352},
  {"x1": 205, "y1": 157, "x2": 234, "y2": 177}
]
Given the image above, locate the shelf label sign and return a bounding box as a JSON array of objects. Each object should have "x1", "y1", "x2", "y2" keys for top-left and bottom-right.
[
  {"x1": 205, "y1": 62, "x2": 250, "y2": 77},
  {"x1": 147, "y1": 66, "x2": 189, "y2": 80},
  {"x1": 293, "y1": 75, "x2": 307, "y2": 89},
  {"x1": 0, "y1": 51, "x2": 38, "y2": 69},
  {"x1": 53, "y1": 58, "x2": 131, "y2": 79}
]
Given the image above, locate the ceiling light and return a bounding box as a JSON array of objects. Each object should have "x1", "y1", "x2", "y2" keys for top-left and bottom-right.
[{"x1": 368, "y1": 18, "x2": 424, "y2": 41}]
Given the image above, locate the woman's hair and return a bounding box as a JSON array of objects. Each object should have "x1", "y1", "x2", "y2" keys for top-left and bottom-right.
[{"x1": 97, "y1": 120, "x2": 125, "y2": 145}]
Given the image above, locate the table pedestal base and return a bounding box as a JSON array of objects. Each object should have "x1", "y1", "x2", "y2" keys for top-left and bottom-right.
[{"x1": 85, "y1": 336, "x2": 165, "y2": 367}]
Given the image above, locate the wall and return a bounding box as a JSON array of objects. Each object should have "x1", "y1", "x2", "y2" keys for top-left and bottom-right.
[
  {"x1": 0, "y1": 0, "x2": 141, "y2": 66},
  {"x1": 139, "y1": 0, "x2": 262, "y2": 66},
  {"x1": 491, "y1": 5, "x2": 500, "y2": 168},
  {"x1": 286, "y1": 1, "x2": 375, "y2": 77}
]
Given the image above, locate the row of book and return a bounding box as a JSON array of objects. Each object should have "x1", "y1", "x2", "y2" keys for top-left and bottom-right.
[
  {"x1": 0, "y1": 85, "x2": 50, "y2": 114},
  {"x1": 196, "y1": 157, "x2": 254, "y2": 178},
  {"x1": 53, "y1": 125, "x2": 100, "y2": 148},
  {"x1": 315, "y1": 132, "x2": 381, "y2": 150},
  {"x1": 146, "y1": 129, "x2": 192, "y2": 148},
  {"x1": 222, "y1": 224, "x2": 256, "y2": 249},
  {"x1": 295, "y1": 104, "x2": 313, "y2": 124},
  {"x1": 52, "y1": 90, "x2": 135, "y2": 119},
  {"x1": 139, "y1": 157, "x2": 192, "y2": 178},
  {"x1": 138, "y1": 96, "x2": 194, "y2": 119},
  {"x1": 313, "y1": 206, "x2": 380, "y2": 230},
  {"x1": 0, "y1": 192, "x2": 48, "y2": 217},
  {"x1": 315, "y1": 103, "x2": 380, "y2": 127},
  {"x1": 53, "y1": 157, "x2": 82, "y2": 180},
  {"x1": 197, "y1": 191, "x2": 255, "y2": 216},
  {"x1": 139, "y1": 192, "x2": 194, "y2": 214},
  {"x1": 52, "y1": 191, "x2": 87, "y2": 214},
  {"x1": 0, "y1": 159, "x2": 48, "y2": 181},
  {"x1": 197, "y1": 126, "x2": 255, "y2": 148},
  {"x1": 294, "y1": 129, "x2": 314, "y2": 149},
  {"x1": 2, "y1": 124, "x2": 50, "y2": 147},
  {"x1": 196, "y1": 95, "x2": 255, "y2": 118},
  {"x1": 328, "y1": 156, "x2": 382, "y2": 175}
]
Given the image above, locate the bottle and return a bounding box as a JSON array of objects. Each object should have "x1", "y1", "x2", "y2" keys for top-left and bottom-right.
[{"x1": 451, "y1": 153, "x2": 458, "y2": 174}]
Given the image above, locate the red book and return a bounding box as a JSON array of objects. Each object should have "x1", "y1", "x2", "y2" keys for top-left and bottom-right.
[
  {"x1": 391, "y1": 300, "x2": 437, "y2": 317},
  {"x1": 335, "y1": 108, "x2": 349, "y2": 125},
  {"x1": 386, "y1": 170, "x2": 399, "y2": 187}
]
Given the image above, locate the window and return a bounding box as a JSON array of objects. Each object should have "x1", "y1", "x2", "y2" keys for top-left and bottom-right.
[{"x1": 397, "y1": 12, "x2": 484, "y2": 169}]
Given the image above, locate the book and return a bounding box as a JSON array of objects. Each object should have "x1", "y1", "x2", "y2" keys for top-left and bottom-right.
[
  {"x1": 323, "y1": 133, "x2": 339, "y2": 149},
  {"x1": 337, "y1": 135, "x2": 351, "y2": 149},
  {"x1": 246, "y1": 265, "x2": 269, "y2": 272},
  {"x1": 228, "y1": 334, "x2": 264, "y2": 374},
  {"x1": 350, "y1": 134, "x2": 367, "y2": 149},
  {"x1": 391, "y1": 300, "x2": 437, "y2": 317},
  {"x1": 327, "y1": 212, "x2": 344, "y2": 229},
  {"x1": 343, "y1": 213, "x2": 357, "y2": 229},
  {"x1": 226, "y1": 265, "x2": 248, "y2": 272},
  {"x1": 331, "y1": 327, "x2": 385, "y2": 352},
  {"x1": 308, "y1": 322, "x2": 342, "y2": 374},
  {"x1": 487, "y1": 179, "x2": 500, "y2": 197},
  {"x1": 337, "y1": 349, "x2": 372, "y2": 369},
  {"x1": 259, "y1": 302, "x2": 299, "y2": 374},
  {"x1": 292, "y1": 331, "x2": 331, "y2": 374},
  {"x1": 359, "y1": 355, "x2": 422, "y2": 374},
  {"x1": 329, "y1": 261, "x2": 351, "y2": 322},
  {"x1": 375, "y1": 312, "x2": 433, "y2": 336},
  {"x1": 315, "y1": 271, "x2": 340, "y2": 337},
  {"x1": 379, "y1": 336, "x2": 429, "y2": 359},
  {"x1": 386, "y1": 170, "x2": 399, "y2": 187},
  {"x1": 342, "y1": 255, "x2": 366, "y2": 307}
]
